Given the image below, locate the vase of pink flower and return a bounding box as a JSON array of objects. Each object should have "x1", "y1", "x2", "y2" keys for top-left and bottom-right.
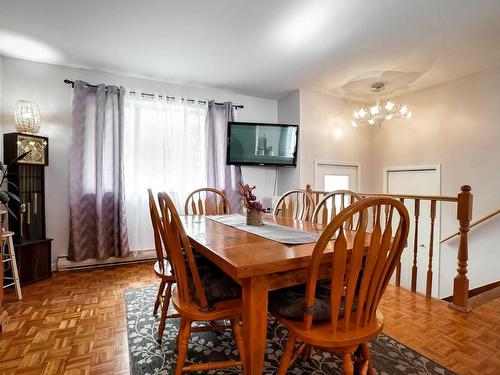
[{"x1": 240, "y1": 184, "x2": 266, "y2": 226}]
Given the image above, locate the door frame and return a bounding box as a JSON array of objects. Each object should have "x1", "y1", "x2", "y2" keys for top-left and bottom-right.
[
  {"x1": 313, "y1": 160, "x2": 361, "y2": 192},
  {"x1": 383, "y1": 164, "x2": 442, "y2": 297},
  {"x1": 383, "y1": 164, "x2": 441, "y2": 194}
]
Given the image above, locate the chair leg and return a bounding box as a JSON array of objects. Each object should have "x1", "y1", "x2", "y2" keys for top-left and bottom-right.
[
  {"x1": 7, "y1": 236, "x2": 22, "y2": 300},
  {"x1": 230, "y1": 318, "x2": 245, "y2": 369},
  {"x1": 175, "y1": 318, "x2": 192, "y2": 375},
  {"x1": 157, "y1": 282, "x2": 172, "y2": 342},
  {"x1": 300, "y1": 344, "x2": 312, "y2": 361},
  {"x1": 278, "y1": 334, "x2": 296, "y2": 375},
  {"x1": 154, "y1": 280, "x2": 166, "y2": 315},
  {"x1": 175, "y1": 318, "x2": 187, "y2": 352},
  {"x1": 342, "y1": 352, "x2": 354, "y2": 375},
  {"x1": 360, "y1": 342, "x2": 375, "y2": 375}
]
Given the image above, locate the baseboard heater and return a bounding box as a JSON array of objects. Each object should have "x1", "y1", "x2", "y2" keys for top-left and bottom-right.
[{"x1": 57, "y1": 250, "x2": 156, "y2": 271}]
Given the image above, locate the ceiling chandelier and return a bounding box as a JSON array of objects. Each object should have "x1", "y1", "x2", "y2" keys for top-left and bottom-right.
[{"x1": 351, "y1": 82, "x2": 412, "y2": 127}]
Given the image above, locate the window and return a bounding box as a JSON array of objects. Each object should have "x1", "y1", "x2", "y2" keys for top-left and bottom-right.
[
  {"x1": 123, "y1": 94, "x2": 207, "y2": 251},
  {"x1": 324, "y1": 174, "x2": 349, "y2": 191}
]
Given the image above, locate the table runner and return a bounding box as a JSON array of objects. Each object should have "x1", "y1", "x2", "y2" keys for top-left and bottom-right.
[{"x1": 206, "y1": 214, "x2": 320, "y2": 245}]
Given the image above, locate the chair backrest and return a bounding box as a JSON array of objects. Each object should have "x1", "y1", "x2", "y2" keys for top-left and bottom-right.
[
  {"x1": 273, "y1": 189, "x2": 315, "y2": 221},
  {"x1": 148, "y1": 189, "x2": 170, "y2": 274},
  {"x1": 303, "y1": 197, "x2": 409, "y2": 334},
  {"x1": 157, "y1": 191, "x2": 210, "y2": 309},
  {"x1": 312, "y1": 190, "x2": 361, "y2": 225},
  {"x1": 184, "y1": 188, "x2": 232, "y2": 215}
]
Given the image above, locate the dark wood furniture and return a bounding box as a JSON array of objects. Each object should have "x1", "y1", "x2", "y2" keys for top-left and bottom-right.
[
  {"x1": 184, "y1": 187, "x2": 232, "y2": 215},
  {"x1": 157, "y1": 192, "x2": 245, "y2": 374},
  {"x1": 0, "y1": 249, "x2": 6, "y2": 332},
  {"x1": 147, "y1": 189, "x2": 179, "y2": 342},
  {"x1": 4, "y1": 133, "x2": 52, "y2": 285},
  {"x1": 181, "y1": 213, "x2": 372, "y2": 375},
  {"x1": 273, "y1": 189, "x2": 315, "y2": 221},
  {"x1": 275, "y1": 197, "x2": 410, "y2": 375}
]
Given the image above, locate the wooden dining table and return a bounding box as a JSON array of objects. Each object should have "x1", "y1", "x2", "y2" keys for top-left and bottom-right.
[{"x1": 181, "y1": 213, "x2": 369, "y2": 375}]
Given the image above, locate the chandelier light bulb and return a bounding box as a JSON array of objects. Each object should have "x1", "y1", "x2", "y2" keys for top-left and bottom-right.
[
  {"x1": 370, "y1": 105, "x2": 380, "y2": 115},
  {"x1": 351, "y1": 83, "x2": 412, "y2": 127}
]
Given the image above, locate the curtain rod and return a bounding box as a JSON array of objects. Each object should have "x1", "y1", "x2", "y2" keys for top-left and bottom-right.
[{"x1": 63, "y1": 79, "x2": 244, "y2": 109}]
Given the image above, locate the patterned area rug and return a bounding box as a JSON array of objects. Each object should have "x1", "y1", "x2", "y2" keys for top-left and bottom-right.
[{"x1": 126, "y1": 286, "x2": 454, "y2": 375}]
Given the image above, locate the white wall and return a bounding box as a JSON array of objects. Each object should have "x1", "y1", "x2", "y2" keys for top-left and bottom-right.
[
  {"x1": 276, "y1": 91, "x2": 300, "y2": 195},
  {"x1": 298, "y1": 89, "x2": 373, "y2": 191},
  {"x1": 0, "y1": 56, "x2": 277, "y2": 267},
  {"x1": 369, "y1": 67, "x2": 500, "y2": 296}
]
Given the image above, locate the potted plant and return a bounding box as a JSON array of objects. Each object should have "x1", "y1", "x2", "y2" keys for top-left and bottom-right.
[
  {"x1": 0, "y1": 152, "x2": 29, "y2": 232},
  {"x1": 240, "y1": 184, "x2": 266, "y2": 226}
]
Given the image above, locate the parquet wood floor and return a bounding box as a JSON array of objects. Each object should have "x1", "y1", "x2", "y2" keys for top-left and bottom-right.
[{"x1": 0, "y1": 263, "x2": 498, "y2": 374}]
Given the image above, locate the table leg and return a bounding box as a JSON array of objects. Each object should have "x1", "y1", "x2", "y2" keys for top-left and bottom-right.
[{"x1": 242, "y1": 276, "x2": 268, "y2": 375}]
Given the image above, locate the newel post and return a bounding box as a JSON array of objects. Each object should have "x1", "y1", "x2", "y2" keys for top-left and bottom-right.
[{"x1": 449, "y1": 185, "x2": 473, "y2": 312}]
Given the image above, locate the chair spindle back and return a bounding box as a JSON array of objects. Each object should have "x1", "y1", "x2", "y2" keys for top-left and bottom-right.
[
  {"x1": 148, "y1": 189, "x2": 170, "y2": 275},
  {"x1": 157, "y1": 192, "x2": 210, "y2": 309},
  {"x1": 184, "y1": 188, "x2": 232, "y2": 215},
  {"x1": 303, "y1": 197, "x2": 410, "y2": 333},
  {"x1": 274, "y1": 189, "x2": 315, "y2": 221},
  {"x1": 312, "y1": 190, "x2": 361, "y2": 225}
]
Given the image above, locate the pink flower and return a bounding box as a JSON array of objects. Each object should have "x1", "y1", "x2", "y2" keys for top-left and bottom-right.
[{"x1": 253, "y1": 201, "x2": 263, "y2": 211}]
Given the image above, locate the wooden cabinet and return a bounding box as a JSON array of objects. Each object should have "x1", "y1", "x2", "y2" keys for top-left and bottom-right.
[
  {"x1": 14, "y1": 239, "x2": 52, "y2": 285},
  {"x1": 3, "y1": 133, "x2": 52, "y2": 285},
  {"x1": 0, "y1": 253, "x2": 6, "y2": 332}
]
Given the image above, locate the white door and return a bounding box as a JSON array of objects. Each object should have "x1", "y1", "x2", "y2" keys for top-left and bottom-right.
[
  {"x1": 314, "y1": 162, "x2": 359, "y2": 192},
  {"x1": 385, "y1": 167, "x2": 441, "y2": 297}
]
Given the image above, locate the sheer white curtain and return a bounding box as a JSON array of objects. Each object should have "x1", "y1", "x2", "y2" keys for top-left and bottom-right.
[{"x1": 124, "y1": 92, "x2": 207, "y2": 251}]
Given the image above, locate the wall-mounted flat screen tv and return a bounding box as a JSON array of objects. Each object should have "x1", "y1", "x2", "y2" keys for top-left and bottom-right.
[{"x1": 227, "y1": 122, "x2": 298, "y2": 167}]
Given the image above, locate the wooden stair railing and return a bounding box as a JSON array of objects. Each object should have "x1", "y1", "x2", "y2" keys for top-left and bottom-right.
[
  {"x1": 441, "y1": 207, "x2": 500, "y2": 243},
  {"x1": 306, "y1": 184, "x2": 474, "y2": 312}
]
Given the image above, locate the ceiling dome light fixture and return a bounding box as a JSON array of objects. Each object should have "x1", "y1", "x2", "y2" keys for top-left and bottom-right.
[{"x1": 351, "y1": 82, "x2": 412, "y2": 127}]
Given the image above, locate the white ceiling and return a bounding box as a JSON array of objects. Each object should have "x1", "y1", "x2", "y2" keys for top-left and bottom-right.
[{"x1": 1, "y1": 0, "x2": 500, "y2": 101}]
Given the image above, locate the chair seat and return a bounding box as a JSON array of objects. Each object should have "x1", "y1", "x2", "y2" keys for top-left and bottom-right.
[
  {"x1": 154, "y1": 259, "x2": 174, "y2": 280},
  {"x1": 277, "y1": 309, "x2": 384, "y2": 348},
  {"x1": 172, "y1": 286, "x2": 242, "y2": 321},
  {"x1": 269, "y1": 280, "x2": 352, "y2": 321},
  {"x1": 189, "y1": 253, "x2": 242, "y2": 305}
]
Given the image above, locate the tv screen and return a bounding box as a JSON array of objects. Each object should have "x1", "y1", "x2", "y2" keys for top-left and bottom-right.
[{"x1": 227, "y1": 122, "x2": 298, "y2": 166}]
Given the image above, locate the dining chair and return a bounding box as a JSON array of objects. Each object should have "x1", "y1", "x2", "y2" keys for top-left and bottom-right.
[
  {"x1": 273, "y1": 189, "x2": 315, "y2": 221},
  {"x1": 147, "y1": 189, "x2": 180, "y2": 342},
  {"x1": 311, "y1": 190, "x2": 361, "y2": 225},
  {"x1": 270, "y1": 197, "x2": 409, "y2": 375},
  {"x1": 184, "y1": 188, "x2": 232, "y2": 215},
  {"x1": 157, "y1": 192, "x2": 245, "y2": 374}
]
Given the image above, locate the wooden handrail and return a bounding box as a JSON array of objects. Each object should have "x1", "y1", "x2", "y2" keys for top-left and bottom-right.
[
  {"x1": 441, "y1": 208, "x2": 500, "y2": 243},
  {"x1": 305, "y1": 186, "x2": 459, "y2": 203},
  {"x1": 306, "y1": 183, "x2": 474, "y2": 312},
  {"x1": 358, "y1": 192, "x2": 458, "y2": 202}
]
